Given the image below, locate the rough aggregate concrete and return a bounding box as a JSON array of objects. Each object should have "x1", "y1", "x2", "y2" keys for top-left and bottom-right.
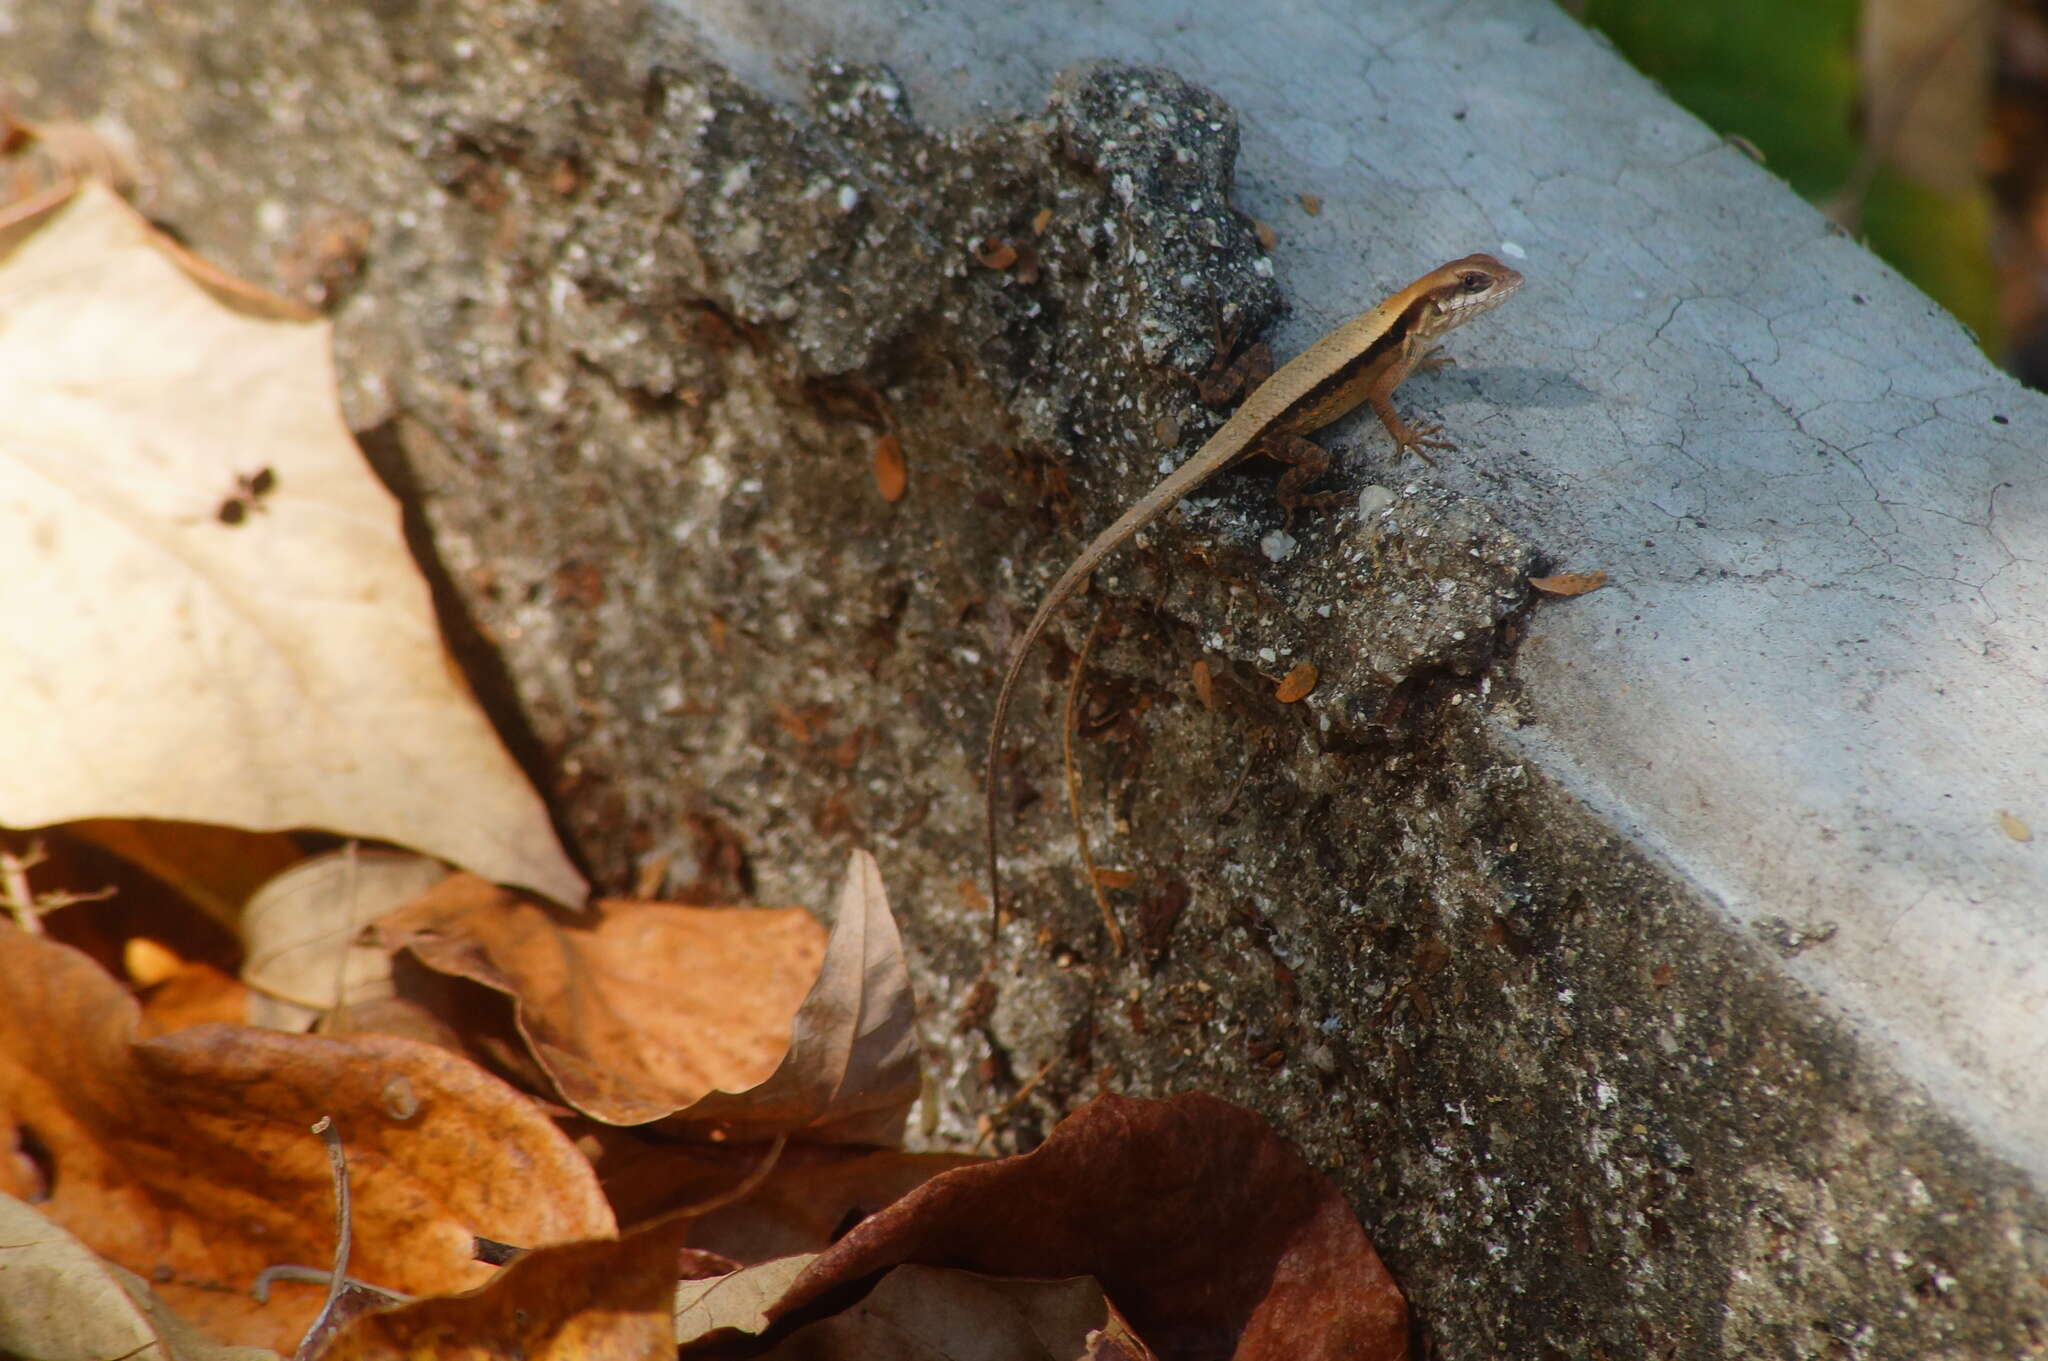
[{"x1": 5, "y1": 2, "x2": 2045, "y2": 1356}]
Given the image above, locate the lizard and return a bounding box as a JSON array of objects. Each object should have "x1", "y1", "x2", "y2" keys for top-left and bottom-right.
[{"x1": 982, "y1": 252, "x2": 1525, "y2": 944}]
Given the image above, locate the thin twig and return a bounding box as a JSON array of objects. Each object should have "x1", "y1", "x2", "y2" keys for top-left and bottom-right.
[
  {"x1": 1062, "y1": 605, "x2": 1125, "y2": 955},
  {"x1": 971, "y1": 1054, "x2": 1062, "y2": 1154},
  {"x1": 312, "y1": 1117, "x2": 351, "y2": 1323},
  {"x1": 0, "y1": 842, "x2": 45, "y2": 933}
]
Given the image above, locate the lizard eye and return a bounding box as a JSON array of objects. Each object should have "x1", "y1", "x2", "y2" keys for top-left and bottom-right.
[{"x1": 1459, "y1": 271, "x2": 1491, "y2": 293}]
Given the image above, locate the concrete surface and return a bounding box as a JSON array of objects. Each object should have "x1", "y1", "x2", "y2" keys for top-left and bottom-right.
[{"x1": 5, "y1": 0, "x2": 2046, "y2": 1356}]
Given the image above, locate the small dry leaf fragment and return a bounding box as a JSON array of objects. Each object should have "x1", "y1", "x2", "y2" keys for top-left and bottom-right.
[
  {"x1": 972, "y1": 235, "x2": 1019, "y2": 269},
  {"x1": 1030, "y1": 207, "x2": 1054, "y2": 235},
  {"x1": 125, "y1": 936, "x2": 184, "y2": 986},
  {"x1": 1529, "y1": 570, "x2": 1609, "y2": 596},
  {"x1": 1253, "y1": 218, "x2": 1277, "y2": 250},
  {"x1": 1299, "y1": 193, "x2": 1323, "y2": 216},
  {"x1": 1091, "y1": 868, "x2": 1137, "y2": 891},
  {"x1": 1190, "y1": 659, "x2": 1215, "y2": 710},
  {"x1": 1999, "y1": 810, "x2": 2032, "y2": 843},
  {"x1": 1274, "y1": 661, "x2": 1318, "y2": 703},
  {"x1": 873, "y1": 433, "x2": 907, "y2": 502}
]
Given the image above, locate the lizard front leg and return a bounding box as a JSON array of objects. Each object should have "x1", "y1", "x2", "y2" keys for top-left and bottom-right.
[{"x1": 1365, "y1": 391, "x2": 1456, "y2": 465}]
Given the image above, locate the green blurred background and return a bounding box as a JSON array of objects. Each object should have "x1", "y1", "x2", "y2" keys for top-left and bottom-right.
[{"x1": 1577, "y1": 0, "x2": 2003, "y2": 360}]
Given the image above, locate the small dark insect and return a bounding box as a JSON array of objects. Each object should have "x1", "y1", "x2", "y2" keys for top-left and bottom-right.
[{"x1": 216, "y1": 466, "x2": 278, "y2": 525}]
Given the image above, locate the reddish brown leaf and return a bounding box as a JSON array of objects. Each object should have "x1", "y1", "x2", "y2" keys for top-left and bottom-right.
[
  {"x1": 773, "y1": 1093, "x2": 1406, "y2": 1361},
  {"x1": 318, "y1": 1212, "x2": 695, "y2": 1361},
  {"x1": 590, "y1": 1134, "x2": 977, "y2": 1258},
  {"x1": 0, "y1": 929, "x2": 613, "y2": 1350},
  {"x1": 66, "y1": 818, "x2": 305, "y2": 932}
]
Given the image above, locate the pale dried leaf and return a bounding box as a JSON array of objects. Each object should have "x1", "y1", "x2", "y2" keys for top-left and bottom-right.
[
  {"x1": 756, "y1": 1267, "x2": 1156, "y2": 1361},
  {"x1": 242, "y1": 850, "x2": 445, "y2": 1032},
  {"x1": 0, "y1": 182, "x2": 585, "y2": 907},
  {"x1": 672, "y1": 1253, "x2": 817, "y2": 1345},
  {"x1": 0, "y1": 1194, "x2": 279, "y2": 1361},
  {"x1": 666, "y1": 849, "x2": 919, "y2": 1142}
]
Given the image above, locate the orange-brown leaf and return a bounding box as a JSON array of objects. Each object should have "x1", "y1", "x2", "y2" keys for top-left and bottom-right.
[
  {"x1": 872, "y1": 434, "x2": 907, "y2": 502},
  {"x1": 374, "y1": 875, "x2": 826, "y2": 1127},
  {"x1": 381, "y1": 853, "x2": 917, "y2": 1144},
  {"x1": 1274, "y1": 661, "x2": 1318, "y2": 703},
  {"x1": 1528, "y1": 570, "x2": 1608, "y2": 596},
  {"x1": 0, "y1": 929, "x2": 614, "y2": 1351},
  {"x1": 319, "y1": 1212, "x2": 694, "y2": 1361}
]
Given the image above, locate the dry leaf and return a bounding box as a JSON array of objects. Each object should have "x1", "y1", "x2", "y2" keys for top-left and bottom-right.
[
  {"x1": 1274, "y1": 661, "x2": 1318, "y2": 703},
  {"x1": 591, "y1": 1136, "x2": 976, "y2": 1259},
  {"x1": 374, "y1": 873, "x2": 827, "y2": 1126},
  {"x1": 1299, "y1": 193, "x2": 1322, "y2": 216},
  {"x1": 318, "y1": 1212, "x2": 695, "y2": 1361},
  {"x1": 873, "y1": 434, "x2": 908, "y2": 502},
  {"x1": 380, "y1": 852, "x2": 918, "y2": 1143},
  {"x1": 673, "y1": 1253, "x2": 818, "y2": 1344},
  {"x1": 0, "y1": 929, "x2": 615, "y2": 1350},
  {"x1": 1189, "y1": 659, "x2": 1214, "y2": 710},
  {"x1": 773, "y1": 1092, "x2": 1407, "y2": 1361},
  {"x1": 241, "y1": 850, "x2": 447, "y2": 1033},
  {"x1": 755, "y1": 1265, "x2": 1157, "y2": 1361},
  {"x1": 0, "y1": 182, "x2": 585, "y2": 907},
  {"x1": 67, "y1": 819, "x2": 304, "y2": 931},
  {"x1": 137, "y1": 960, "x2": 250, "y2": 1037},
  {"x1": 665, "y1": 849, "x2": 919, "y2": 1143},
  {"x1": 1999, "y1": 810, "x2": 2032, "y2": 842},
  {"x1": 0, "y1": 113, "x2": 138, "y2": 204},
  {"x1": 1528, "y1": 570, "x2": 1608, "y2": 596},
  {"x1": 0, "y1": 1194, "x2": 279, "y2": 1361}
]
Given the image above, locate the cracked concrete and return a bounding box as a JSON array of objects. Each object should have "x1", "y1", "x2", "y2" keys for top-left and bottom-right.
[{"x1": 5, "y1": 0, "x2": 2046, "y2": 1355}]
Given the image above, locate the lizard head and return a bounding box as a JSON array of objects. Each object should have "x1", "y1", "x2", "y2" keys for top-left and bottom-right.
[{"x1": 1414, "y1": 253, "x2": 1524, "y2": 337}]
